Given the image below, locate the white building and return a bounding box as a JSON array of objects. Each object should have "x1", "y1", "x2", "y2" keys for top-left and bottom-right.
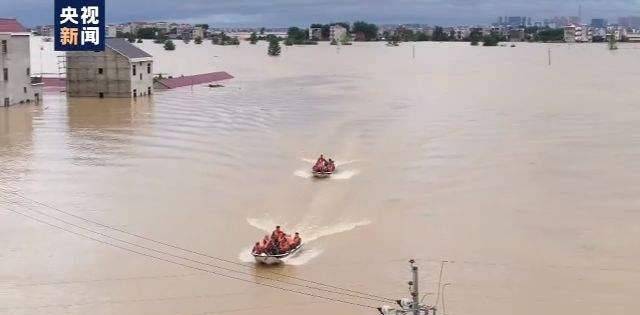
[
  {"x1": 565, "y1": 24, "x2": 591, "y2": 43},
  {"x1": 154, "y1": 22, "x2": 170, "y2": 32},
  {"x1": 0, "y1": 18, "x2": 41, "y2": 106},
  {"x1": 309, "y1": 27, "x2": 322, "y2": 40},
  {"x1": 329, "y1": 25, "x2": 347, "y2": 42},
  {"x1": 192, "y1": 26, "x2": 205, "y2": 39},
  {"x1": 107, "y1": 25, "x2": 118, "y2": 38}
]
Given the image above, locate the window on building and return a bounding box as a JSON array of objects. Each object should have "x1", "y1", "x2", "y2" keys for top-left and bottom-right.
[
  {"x1": 26, "y1": 68, "x2": 30, "y2": 76},
  {"x1": 147, "y1": 63, "x2": 151, "y2": 74},
  {"x1": 1, "y1": 40, "x2": 7, "y2": 54},
  {"x1": 132, "y1": 89, "x2": 137, "y2": 98},
  {"x1": 132, "y1": 65, "x2": 136, "y2": 76},
  {"x1": 98, "y1": 68, "x2": 103, "y2": 74},
  {"x1": 140, "y1": 73, "x2": 142, "y2": 80},
  {"x1": 3, "y1": 98, "x2": 9, "y2": 107},
  {"x1": 3, "y1": 68, "x2": 8, "y2": 81},
  {"x1": 147, "y1": 87, "x2": 151, "y2": 95},
  {"x1": 23, "y1": 87, "x2": 27, "y2": 93},
  {"x1": 99, "y1": 92, "x2": 104, "y2": 98},
  {"x1": 35, "y1": 93, "x2": 40, "y2": 102}
]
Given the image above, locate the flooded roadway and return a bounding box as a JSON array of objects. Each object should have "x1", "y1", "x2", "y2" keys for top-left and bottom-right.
[{"x1": 1, "y1": 39, "x2": 640, "y2": 315}]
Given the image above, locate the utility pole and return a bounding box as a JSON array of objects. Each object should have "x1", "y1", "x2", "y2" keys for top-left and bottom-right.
[
  {"x1": 441, "y1": 283, "x2": 451, "y2": 315},
  {"x1": 434, "y1": 260, "x2": 452, "y2": 309},
  {"x1": 411, "y1": 259, "x2": 420, "y2": 315},
  {"x1": 378, "y1": 259, "x2": 435, "y2": 315},
  {"x1": 548, "y1": 48, "x2": 551, "y2": 66}
]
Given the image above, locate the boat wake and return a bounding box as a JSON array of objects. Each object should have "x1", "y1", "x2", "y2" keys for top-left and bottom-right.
[
  {"x1": 335, "y1": 159, "x2": 359, "y2": 167},
  {"x1": 293, "y1": 169, "x2": 359, "y2": 180},
  {"x1": 241, "y1": 217, "x2": 371, "y2": 264},
  {"x1": 294, "y1": 170, "x2": 313, "y2": 179},
  {"x1": 329, "y1": 169, "x2": 359, "y2": 180}
]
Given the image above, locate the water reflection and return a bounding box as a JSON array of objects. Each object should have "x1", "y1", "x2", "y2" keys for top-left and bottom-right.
[
  {"x1": 0, "y1": 105, "x2": 41, "y2": 184},
  {"x1": 65, "y1": 96, "x2": 153, "y2": 167}
]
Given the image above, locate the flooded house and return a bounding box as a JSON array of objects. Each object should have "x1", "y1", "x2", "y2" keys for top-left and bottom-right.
[
  {"x1": 0, "y1": 18, "x2": 42, "y2": 106},
  {"x1": 66, "y1": 38, "x2": 153, "y2": 98}
]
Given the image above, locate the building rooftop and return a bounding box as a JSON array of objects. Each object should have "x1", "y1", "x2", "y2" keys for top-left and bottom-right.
[
  {"x1": 106, "y1": 38, "x2": 152, "y2": 59},
  {"x1": 0, "y1": 18, "x2": 27, "y2": 33},
  {"x1": 156, "y1": 72, "x2": 234, "y2": 89}
]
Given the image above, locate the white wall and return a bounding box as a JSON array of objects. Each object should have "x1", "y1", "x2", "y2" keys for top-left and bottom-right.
[
  {"x1": 0, "y1": 33, "x2": 40, "y2": 106},
  {"x1": 130, "y1": 60, "x2": 153, "y2": 97}
]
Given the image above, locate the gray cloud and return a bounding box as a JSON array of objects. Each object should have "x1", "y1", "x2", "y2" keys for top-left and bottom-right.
[{"x1": 3, "y1": 0, "x2": 640, "y2": 27}]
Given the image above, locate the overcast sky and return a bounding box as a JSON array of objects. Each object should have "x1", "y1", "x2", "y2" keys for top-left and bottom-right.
[{"x1": 5, "y1": 0, "x2": 640, "y2": 27}]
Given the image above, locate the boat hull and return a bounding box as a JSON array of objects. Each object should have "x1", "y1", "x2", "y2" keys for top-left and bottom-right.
[
  {"x1": 312, "y1": 171, "x2": 333, "y2": 178},
  {"x1": 252, "y1": 244, "x2": 303, "y2": 265}
]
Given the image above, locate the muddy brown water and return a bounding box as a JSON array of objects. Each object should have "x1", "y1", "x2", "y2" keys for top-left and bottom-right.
[{"x1": 1, "y1": 38, "x2": 639, "y2": 315}]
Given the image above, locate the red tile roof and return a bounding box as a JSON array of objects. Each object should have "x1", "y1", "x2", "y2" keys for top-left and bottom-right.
[
  {"x1": 157, "y1": 72, "x2": 234, "y2": 89},
  {"x1": 0, "y1": 18, "x2": 27, "y2": 33}
]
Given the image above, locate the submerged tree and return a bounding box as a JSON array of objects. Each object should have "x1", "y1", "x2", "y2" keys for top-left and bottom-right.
[
  {"x1": 352, "y1": 21, "x2": 378, "y2": 41},
  {"x1": 164, "y1": 40, "x2": 176, "y2": 50},
  {"x1": 194, "y1": 36, "x2": 203, "y2": 44},
  {"x1": 469, "y1": 29, "x2": 482, "y2": 46},
  {"x1": 339, "y1": 33, "x2": 352, "y2": 45},
  {"x1": 249, "y1": 32, "x2": 258, "y2": 44},
  {"x1": 432, "y1": 26, "x2": 449, "y2": 41},
  {"x1": 482, "y1": 33, "x2": 500, "y2": 46},
  {"x1": 609, "y1": 33, "x2": 618, "y2": 50},
  {"x1": 268, "y1": 38, "x2": 281, "y2": 56}
]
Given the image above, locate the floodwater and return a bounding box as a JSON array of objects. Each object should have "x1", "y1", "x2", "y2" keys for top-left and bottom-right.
[{"x1": 1, "y1": 38, "x2": 640, "y2": 315}]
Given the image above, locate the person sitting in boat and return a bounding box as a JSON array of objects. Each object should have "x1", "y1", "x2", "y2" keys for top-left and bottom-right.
[
  {"x1": 313, "y1": 155, "x2": 327, "y2": 172},
  {"x1": 252, "y1": 242, "x2": 263, "y2": 254},
  {"x1": 271, "y1": 226, "x2": 284, "y2": 240},
  {"x1": 267, "y1": 237, "x2": 279, "y2": 255},
  {"x1": 292, "y1": 232, "x2": 302, "y2": 247},
  {"x1": 279, "y1": 237, "x2": 291, "y2": 253},
  {"x1": 326, "y1": 159, "x2": 336, "y2": 172},
  {"x1": 261, "y1": 235, "x2": 270, "y2": 249}
]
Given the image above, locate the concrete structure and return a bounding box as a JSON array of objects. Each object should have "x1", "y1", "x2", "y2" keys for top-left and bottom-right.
[
  {"x1": 564, "y1": 24, "x2": 589, "y2": 42},
  {"x1": 0, "y1": 18, "x2": 41, "y2": 106},
  {"x1": 564, "y1": 25, "x2": 576, "y2": 43},
  {"x1": 329, "y1": 25, "x2": 347, "y2": 42},
  {"x1": 66, "y1": 38, "x2": 153, "y2": 98},
  {"x1": 626, "y1": 33, "x2": 640, "y2": 42},
  {"x1": 153, "y1": 22, "x2": 170, "y2": 32},
  {"x1": 309, "y1": 27, "x2": 322, "y2": 41},
  {"x1": 106, "y1": 25, "x2": 118, "y2": 38},
  {"x1": 509, "y1": 29, "x2": 526, "y2": 41},
  {"x1": 192, "y1": 27, "x2": 205, "y2": 39}
]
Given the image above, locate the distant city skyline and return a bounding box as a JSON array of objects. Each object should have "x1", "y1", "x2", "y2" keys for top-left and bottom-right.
[{"x1": 4, "y1": 0, "x2": 640, "y2": 27}]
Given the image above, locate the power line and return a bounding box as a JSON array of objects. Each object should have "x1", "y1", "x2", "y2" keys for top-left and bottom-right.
[
  {"x1": 3, "y1": 207, "x2": 378, "y2": 310},
  {"x1": 0, "y1": 188, "x2": 394, "y2": 302},
  {"x1": 0, "y1": 197, "x2": 391, "y2": 304}
]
